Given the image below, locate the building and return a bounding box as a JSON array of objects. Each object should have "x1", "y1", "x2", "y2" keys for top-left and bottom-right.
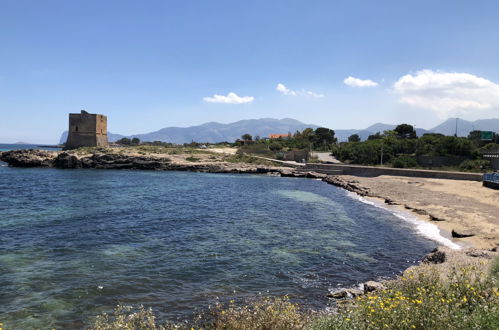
[
  {"x1": 269, "y1": 133, "x2": 291, "y2": 139},
  {"x1": 65, "y1": 110, "x2": 108, "y2": 149}
]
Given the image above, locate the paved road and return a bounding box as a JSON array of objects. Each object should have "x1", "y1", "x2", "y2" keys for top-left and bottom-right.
[{"x1": 311, "y1": 152, "x2": 342, "y2": 163}]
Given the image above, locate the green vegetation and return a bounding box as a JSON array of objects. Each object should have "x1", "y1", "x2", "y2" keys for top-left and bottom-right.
[
  {"x1": 91, "y1": 256, "x2": 499, "y2": 330},
  {"x1": 185, "y1": 156, "x2": 200, "y2": 162},
  {"x1": 333, "y1": 124, "x2": 499, "y2": 170},
  {"x1": 116, "y1": 137, "x2": 141, "y2": 146},
  {"x1": 238, "y1": 127, "x2": 337, "y2": 151}
]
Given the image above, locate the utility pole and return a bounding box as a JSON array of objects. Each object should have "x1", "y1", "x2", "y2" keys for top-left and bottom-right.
[
  {"x1": 380, "y1": 143, "x2": 384, "y2": 166},
  {"x1": 454, "y1": 118, "x2": 458, "y2": 137}
]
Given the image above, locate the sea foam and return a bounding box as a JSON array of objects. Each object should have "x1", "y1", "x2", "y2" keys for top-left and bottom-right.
[{"x1": 346, "y1": 191, "x2": 461, "y2": 250}]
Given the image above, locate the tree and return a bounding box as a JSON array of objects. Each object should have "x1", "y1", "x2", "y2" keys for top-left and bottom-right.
[
  {"x1": 269, "y1": 141, "x2": 283, "y2": 151},
  {"x1": 394, "y1": 124, "x2": 417, "y2": 139},
  {"x1": 241, "y1": 133, "x2": 252, "y2": 141},
  {"x1": 116, "y1": 137, "x2": 131, "y2": 145},
  {"x1": 310, "y1": 127, "x2": 337, "y2": 150},
  {"x1": 348, "y1": 134, "x2": 361, "y2": 142},
  {"x1": 131, "y1": 137, "x2": 141, "y2": 145},
  {"x1": 368, "y1": 132, "x2": 382, "y2": 140}
]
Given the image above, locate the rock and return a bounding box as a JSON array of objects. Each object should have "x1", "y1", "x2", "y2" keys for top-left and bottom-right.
[
  {"x1": 327, "y1": 288, "x2": 363, "y2": 299},
  {"x1": 0, "y1": 149, "x2": 56, "y2": 167},
  {"x1": 413, "y1": 208, "x2": 428, "y2": 215},
  {"x1": 451, "y1": 230, "x2": 475, "y2": 238},
  {"x1": 322, "y1": 176, "x2": 370, "y2": 196},
  {"x1": 384, "y1": 198, "x2": 399, "y2": 205},
  {"x1": 266, "y1": 171, "x2": 281, "y2": 176},
  {"x1": 465, "y1": 249, "x2": 494, "y2": 259},
  {"x1": 363, "y1": 281, "x2": 385, "y2": 293},
  {"x1": 429, "y1": 214, "x2": 445, "y2": 221},
  {"x1": 422, "y1": 249, "x2": 446, "y2": 264},
  {"x1": 54, "y1": 152, "x2": 82, "y2": 168}
]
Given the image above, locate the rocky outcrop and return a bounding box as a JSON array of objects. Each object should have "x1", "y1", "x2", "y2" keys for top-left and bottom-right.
[
  {"x1": 0, "y1": 149, "x2": 294, "y2": 175},
  {"x1": 451, "y1": 229, "x2": 475, "y2": 238},
  {"x1": 327, "y1": 288, "x2": 363, "y2": 299},
  {"x1": 0, "y1": 149, "x2": 57, "y2": 167},
  {"x1": 322, "y1": 175, "x2": 370, "y2": 196},
  {"x1": 363, "y1": 280, "x2": 386, "y2": 293},
  {"x1": 422, "y1": 249, "x2": 446, "y2": 264}
]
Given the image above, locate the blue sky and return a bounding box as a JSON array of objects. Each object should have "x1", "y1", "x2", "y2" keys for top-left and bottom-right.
[{"x1": 1, "y1": 0, "x2": 499, "y2": 143}]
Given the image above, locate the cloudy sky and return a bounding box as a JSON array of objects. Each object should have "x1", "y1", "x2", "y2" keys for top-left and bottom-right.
[{"x1": 1, "y1": 0, "x2": 499, "y2": 143}]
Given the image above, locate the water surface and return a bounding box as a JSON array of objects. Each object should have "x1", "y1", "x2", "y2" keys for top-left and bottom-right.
[{"x1": 0, "y1": 167, "x2": 436, "y2": 328}]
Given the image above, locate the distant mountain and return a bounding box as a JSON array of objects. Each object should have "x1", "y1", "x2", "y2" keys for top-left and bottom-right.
[
  {"x1": 129, "y1": 118, "x2": 320, "y2": 144},
  {"x1": 430, "y1": 118, "x2": 499, "y2": 137},
  {"x1": 365, "y1": 123, "x2": 396, "y2": 133},
  {"x1": 58, "y1": 118, "x2": 319, "y2": 144},
  {"x1": 334, "y1": 124, "x2": 431, "y2": 141},
  {"x1": 57, "y1": 117, "x2": 499, "y2": 144}
]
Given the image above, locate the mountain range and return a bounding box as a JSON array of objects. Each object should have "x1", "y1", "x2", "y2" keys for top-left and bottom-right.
[{"x1": 58, "y1": 118, "x2": 499, "y2": 144}]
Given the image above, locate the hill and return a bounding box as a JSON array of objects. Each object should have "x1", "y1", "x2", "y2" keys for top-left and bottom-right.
[
  {"x1": 58, "y1": 118, "x2": 499, "y2": 144},
  {"x1": 430, "y1": 118, "x2": 499, "y2": 137}
]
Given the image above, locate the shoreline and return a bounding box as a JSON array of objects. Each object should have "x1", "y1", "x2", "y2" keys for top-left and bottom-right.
[
  {"x1": 1, "y1": 147, "x2": 498, "y2": 327},
  {"x1": 2, "y1": 148, "x2": 497, "y2": 251}
]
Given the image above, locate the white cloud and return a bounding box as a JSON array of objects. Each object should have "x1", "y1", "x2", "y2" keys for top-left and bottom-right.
[
  {"x1": 305, "y1": 91, "x2": 325, "y2": 98},
  {"x1": 203, "y1": 92, "x2": 254, "y2": 104},
  {"x1": 276, "y1": 83, "x2": 297, "y2": 96},
  {"x1": 393, "y1": 70, "x2": 499, "y2": 118},
  {"x1": 276, "y1": 83, "x2": 324, "y2": 98},
  {"x1": 344, "y1": 76, "x2": 379, "y2": 87}
]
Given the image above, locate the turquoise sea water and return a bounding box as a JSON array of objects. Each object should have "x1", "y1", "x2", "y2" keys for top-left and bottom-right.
[{"x1": 0, "y1": 165, "x2": 436, "y2": 328}]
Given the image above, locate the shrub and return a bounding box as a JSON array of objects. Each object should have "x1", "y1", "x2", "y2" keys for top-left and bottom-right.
[
  {"x1": 210, "y1": 296, "x2": 309, "y2": 330},
  {"x1": 459, "y1": 159, "x2": 492, "y2": 172},
  {"x1": 313, "y1": 265, "x2": 499, "y2": 330},
  {"x1": 391, "y1": 155, "x2": 418, "y2": 168}
]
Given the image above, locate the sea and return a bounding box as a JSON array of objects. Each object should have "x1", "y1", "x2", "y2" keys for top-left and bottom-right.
[{"x1": 0, "y1": 144, "x2": 450, "y2": 328}]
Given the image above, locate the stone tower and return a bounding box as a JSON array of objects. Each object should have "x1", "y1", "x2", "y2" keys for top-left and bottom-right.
[{"x1": 65, "y1": 110, "x2": 108, "y2": 149}]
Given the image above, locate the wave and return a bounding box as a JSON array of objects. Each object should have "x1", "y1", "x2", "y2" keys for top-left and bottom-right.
[{"x1": 346, "y1": 192, "x2": 461, "y2": 250}]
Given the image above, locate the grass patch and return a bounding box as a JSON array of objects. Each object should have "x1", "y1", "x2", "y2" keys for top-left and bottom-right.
[{"x1": 185, "y1": 156, "x2": 200, "y2": 162}]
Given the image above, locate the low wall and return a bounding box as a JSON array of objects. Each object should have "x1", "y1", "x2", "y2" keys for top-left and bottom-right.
[{"x1": 303, "y1": 163, "x2": 483, "y2": 181}]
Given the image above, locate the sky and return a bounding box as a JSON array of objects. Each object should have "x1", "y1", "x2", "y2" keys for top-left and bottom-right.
[{"x1": 1, "y1": 0, "x2": 499, "y2": 143}]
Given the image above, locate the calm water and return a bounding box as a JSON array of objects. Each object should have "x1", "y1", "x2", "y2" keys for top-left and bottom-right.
[
  {"x1": 0, "y1": 143, "x2": 62, "y2": 152},
  {"x1": 0, "y1": 167, "x2": 436, "y2": 328}
]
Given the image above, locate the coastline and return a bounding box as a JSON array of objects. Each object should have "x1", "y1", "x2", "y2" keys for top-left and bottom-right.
[
  {"x1": 2, "y1": 147, "x2": 498, "y2": 328},
  {"x1": 324, "y1": 175, "x2": 499, "y2": 251},
  {"x1": 2, "y1": 148, "x2": 497, "y2": 251}
]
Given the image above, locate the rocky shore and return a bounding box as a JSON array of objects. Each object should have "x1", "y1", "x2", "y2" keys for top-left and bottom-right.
[{"x1": 0, "y1": 149, "x2": 286, "y2": 173}]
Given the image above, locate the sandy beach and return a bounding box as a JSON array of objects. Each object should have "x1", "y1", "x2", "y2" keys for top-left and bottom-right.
[{"x1": 338, "y1": 175, "x2": 499, "y2": 250}]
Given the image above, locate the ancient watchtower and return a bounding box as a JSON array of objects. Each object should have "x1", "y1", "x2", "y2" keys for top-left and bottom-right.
[{"x1": 65, "y1": 110, "x2": 108, "y2": 149}]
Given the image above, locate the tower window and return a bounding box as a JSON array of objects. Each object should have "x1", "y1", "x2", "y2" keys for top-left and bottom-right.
[{"x1": 75, "y1": 126, "x2": 78, "y2": 132}]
